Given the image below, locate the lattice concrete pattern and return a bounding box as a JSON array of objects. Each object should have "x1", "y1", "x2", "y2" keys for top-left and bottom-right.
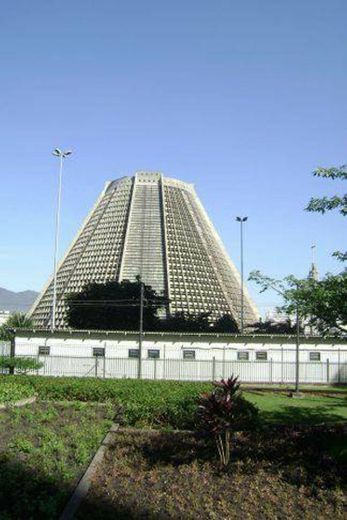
[{"x1": 28, "y1": 172, "x2": 259, "y2": 328}]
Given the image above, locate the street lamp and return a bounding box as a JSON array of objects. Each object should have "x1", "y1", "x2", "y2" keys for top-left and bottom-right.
[
  {"x1": 51, "y1": 148, "x2": 72, "y2": 331},
  {"x1": 236, "y1": 216, "x2": 248, "y2": 334},
  {"x1": 138, "y1": 281, "x2": 144, "y2": 379}
]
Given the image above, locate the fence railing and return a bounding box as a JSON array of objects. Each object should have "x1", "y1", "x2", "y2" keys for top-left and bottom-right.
[{"x1": 9, "y1": 355, "x2": 347, "y2": 384}]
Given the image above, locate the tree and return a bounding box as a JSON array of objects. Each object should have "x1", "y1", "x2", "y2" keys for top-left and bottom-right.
[
  {"x1": 65, "y1": 281, "x2": 238, "y2": 333},
  {"x1": 249, "y1": 270, "x2": 347, "y2": 336},
  {"x1": 250, "y1": 318, "x2": 298, "y2": 334},
  {"x1": 0, "y1": 313, "x2": 33, "y2": 341},
  {"x1": 158, "y1": 311, "x2": 240, "y2": 333},
  {"x1": 248, "y1": 164, "x2": 347, "y2": 337},
  {"x1": 213, "y1": 314, "x2": 239, "y2": 333},
  {"x1": 285, "y1": 272, "x2": 347, "y2": 335},
  {"x1": 306, "y1": 165, "x2": 347, "y2": 262},
  {"x1": 65, "y1": 278, "x2": 166, "y2": 331},
  {"x1": 158, "y1": 311, "x2": 212, "y2": 332},
  {"x1": 0, "y1": 356, "x2": 43, "y2": 374}
]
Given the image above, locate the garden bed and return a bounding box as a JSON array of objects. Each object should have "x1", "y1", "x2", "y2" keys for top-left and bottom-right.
[
  {"x1": 0, "y1": 401, "x2": 113, "y2": 518},
  {"x1": 77, "y1": 425, "x2": 347, "y2": 519},
  {"x1": 0, "y1": 377, "x2": 345, "y2": 517},
  {"x1": 0, "y1": 380, "x2": 35, "y2": 406},
  {"x1": 0, "y1": 395, "x2": 36, "y2": 410},
  {"x1": 2, "y1": 376, "x2": 347, "y2": 427}
]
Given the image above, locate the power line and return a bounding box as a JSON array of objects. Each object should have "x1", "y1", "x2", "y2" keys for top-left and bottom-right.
[{"x1": 66, "y1": 299, "x2": 166, "y2": 308}]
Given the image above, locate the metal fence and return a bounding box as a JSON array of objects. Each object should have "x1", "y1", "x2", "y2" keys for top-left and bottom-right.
[{"x1": 12, "y1": 354, "x2": 347, "y2": 384}]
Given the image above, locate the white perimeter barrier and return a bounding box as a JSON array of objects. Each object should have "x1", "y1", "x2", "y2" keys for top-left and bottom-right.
[{"x1": 13, "y1": 355, "x2": 347, "y2": 384}]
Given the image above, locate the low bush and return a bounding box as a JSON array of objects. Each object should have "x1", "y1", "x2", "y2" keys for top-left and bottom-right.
[
  {"x1": 2, "y1": 376, "x2": 346, "y2": 428},
  {"x1": 0, "y1": 357, "x2": 43, "y2": 374},
  {"x1": 0, "y1": 381, "x2": 35, "y2": 403},
  {"x1": 1, "y1": 376, "x2": 211, "y2": 429},
  {"x1": 198, "y1": 376, "x2": 259, "y2": 466},
  {"x1": 0, "y1": 402, "x2": 113, "y2": 518}
]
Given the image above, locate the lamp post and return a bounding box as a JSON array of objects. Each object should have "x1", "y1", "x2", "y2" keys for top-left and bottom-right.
[
  {"x1": 295, "y1": 303, "x2": 300, "y2": 395},
  {"x1": 138, "y1": 282, "x2": 144, "y2": 379},
  {"x1": 51, "y1": 148, "x2": 72, "y2": 332},
  {"x1": 236, "y1": 216, "x2": 248, "y2": 334}
]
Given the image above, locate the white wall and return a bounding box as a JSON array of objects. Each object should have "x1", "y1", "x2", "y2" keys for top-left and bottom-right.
[
  {"x1": 14, "y1": 333, "x2": 347, "y2": 383},
  {"x1": 15, "y1": 335, "x2": 347, "y2": 361}
]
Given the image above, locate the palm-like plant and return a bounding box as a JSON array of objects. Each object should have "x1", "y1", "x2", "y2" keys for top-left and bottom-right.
[
  {"x1": 5, "y1": 312, "x2": 33, "y2": 329},
  {"x1": 198, "y1": 376, "x2": 258, "y2": 467},
  {"x1": 0, "y1": 313, "x2": 33, "y2": 341}
]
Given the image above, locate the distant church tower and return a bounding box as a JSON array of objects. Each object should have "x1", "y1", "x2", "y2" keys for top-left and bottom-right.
[
  {"x1": 308, "y1": 244, "x2": 319, "y2": 281},
  {"x1": 28, "y1": 172, "x2": 259, "y2": 329}
]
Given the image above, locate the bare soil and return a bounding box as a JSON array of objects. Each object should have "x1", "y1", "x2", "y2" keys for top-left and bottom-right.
[{"x1": 78, "y1": 425, "x2": 347, "y2": 519}]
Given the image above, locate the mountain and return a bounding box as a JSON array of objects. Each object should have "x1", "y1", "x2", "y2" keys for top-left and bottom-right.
[{"x1": 0, "y1": 288, "x2": 39, "y2": 313}]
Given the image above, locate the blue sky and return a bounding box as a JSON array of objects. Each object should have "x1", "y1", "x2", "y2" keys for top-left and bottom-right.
[{"x1": 0, "y1": 0, "x2": 346, "y2": 315}]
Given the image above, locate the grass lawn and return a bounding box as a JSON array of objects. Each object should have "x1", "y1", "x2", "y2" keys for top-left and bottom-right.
[
  {"x1": 243, "y1": 384, "x2": 347, "y2": 394},
  {"x1": 244, "y1": 390, "x2": 347, "y2": 425},
  {"x1": 77, "y1": 426, "x2": 347, "y2": 519},
  {"x1": 0, "y1": 401, "x2": 113, "y2": 519}
]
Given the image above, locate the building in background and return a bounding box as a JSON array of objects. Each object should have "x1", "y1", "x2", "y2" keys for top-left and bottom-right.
[
  {"x1": 14, "y1": 329, "x2": 347, "y2": 384},
  {"x1": 28, "y1": 172, "x2": 259, "y2": 328}
]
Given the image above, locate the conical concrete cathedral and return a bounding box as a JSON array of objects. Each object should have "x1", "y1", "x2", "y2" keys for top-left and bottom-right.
[{"x1": 29, "y1": 172, "x2": 259, "y2": 328}]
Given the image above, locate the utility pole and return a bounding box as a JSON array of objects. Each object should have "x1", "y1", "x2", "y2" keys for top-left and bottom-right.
[
  {"x1": 295, "y1": 303, "x2": 300, "y2": 395},
  {"x1": 252, "y1": 276, "x2": 302, "y2": 398},
  {"x1": 137, "y1": 282, "x2": 144, "y2": 379},
  {"x1": 293, "y1": 276, "x2": 303, "y2": 397},
  {"x1": 51, "y1": 148, "x2": 72, "y2": 331},
  {"x1": 236, "y1": 216, "x2": 248, "y2": 333}
]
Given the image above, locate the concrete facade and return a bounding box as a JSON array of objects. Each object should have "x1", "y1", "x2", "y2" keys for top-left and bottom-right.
[{"x1": 28, "y1": 173, "x2": 259, "y2": 328}]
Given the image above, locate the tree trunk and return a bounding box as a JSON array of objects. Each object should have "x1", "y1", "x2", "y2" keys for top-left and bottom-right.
[{"x1": 225, "y1": 430, "x2": 231, "y2": 466}]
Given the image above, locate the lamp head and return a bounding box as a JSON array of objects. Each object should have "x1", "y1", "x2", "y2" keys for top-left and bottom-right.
[{"x1": 52, "y1": 148, "x2": 72, "y2": 158}]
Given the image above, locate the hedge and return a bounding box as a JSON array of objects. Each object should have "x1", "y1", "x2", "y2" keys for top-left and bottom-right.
[{"x1": 1, "y1": 376, "x2": 211, "y2": 428}]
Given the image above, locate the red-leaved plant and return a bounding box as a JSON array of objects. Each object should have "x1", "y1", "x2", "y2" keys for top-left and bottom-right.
[{"x1": 198, "y1": 375, "x2": 258, "y2": 467}]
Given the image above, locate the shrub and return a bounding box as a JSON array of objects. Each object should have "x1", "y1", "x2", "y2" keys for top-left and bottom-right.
[
  {"x1": 0, "y1": 357, "x2": 43, "y2": 374},
  {"x1": 198, "y1": 376, "x2": 259, "y2": 467},
  {"x1": 1, "y1": 376, "x2": 211, "y2": 429},
  {"x1": 0, "y1": 381, "x2": 35, "y2": 403}
]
